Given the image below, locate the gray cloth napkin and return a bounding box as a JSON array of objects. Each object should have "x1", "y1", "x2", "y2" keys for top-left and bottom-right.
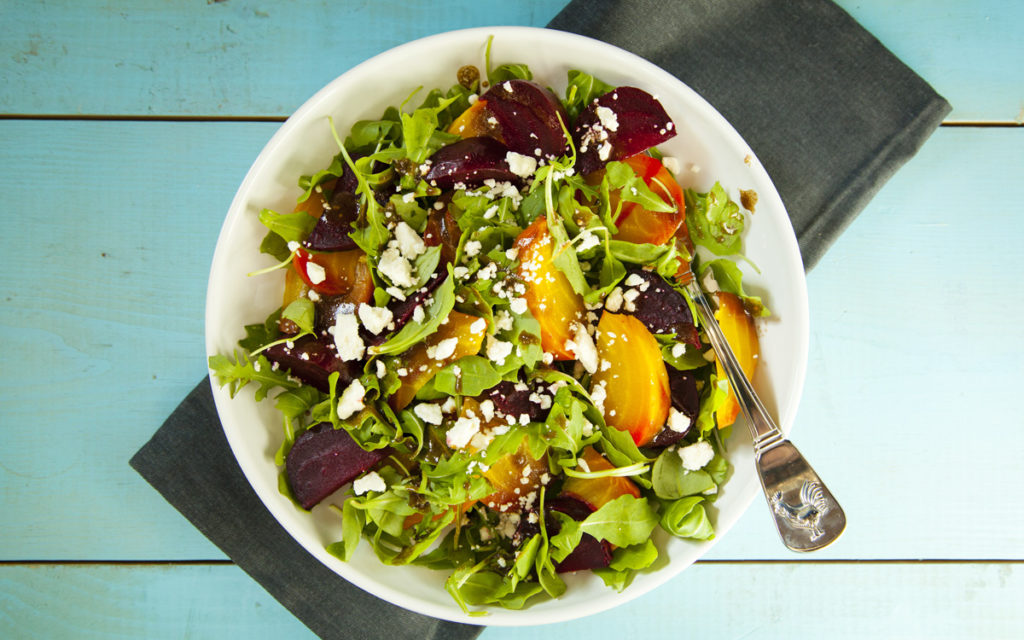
[
  {"x1": 549, "y1": 0, "x2": 951, "y2": 269},
  {"x1": 132, "y1": 1, "x2": 949, "y2": 638}
]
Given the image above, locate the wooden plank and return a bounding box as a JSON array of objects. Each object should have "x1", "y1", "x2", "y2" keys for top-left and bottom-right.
[
  {"x1": 0, "y1": 562, "x2": 1020, "y2": 638},
  {"x1": 0, "y1": 0, "x2": 565, "y2": 117},
  {"x1": 0, "y1": 122, "x2": 1021, "y2": 562},
  {"x1": 0, "y1": 0, "x2": 1019, "y2": 122}
]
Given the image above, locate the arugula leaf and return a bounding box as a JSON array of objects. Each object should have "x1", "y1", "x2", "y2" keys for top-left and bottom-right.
[
  {"x1": 401, "y1": 95, "x2": 458, "y2": 163},
  {"x1": 592, "y1": 539, "x2": 658, "y2": 591},
  {"x1": 326, "y1": 500, "x2": 366, "y2": 562},
  {"x1": 259, "y1": 229, "x2": 292, "y2": 262},
  {"x1": 258, "y1": 208, "x2": 318, "y2": 243},
  {"x1": 696, "y1": 375, "x2": 730, "y2": 433},
  {"x1": 605, "y1": 161, "x2": 675, "y2": 213},
  {"x1": 432, "y1": 355, "x2": 502, "y2": 397},
  {"x1": 607, "y1": 239, "x2": 673, "y2": 264},
  {"x1": 281, "y1": 298, "x2": 315, "y2": 335},
  {"x1": 704, "y1": 258, "x2": 770, "y2": 317},
  {"x1": 238, "y1": 310, "x2": 281, "y2": 352},
  {"x1": 579, "y1": 494, "x2": 659, "y2": 547},
  {"x1": 660, "y1": 496, "x2": 715, "y2": 540},
  {"x1": 563, "y1": 69, "x2": 614, "y2": 120},
  {"x1": 208, "y1": 351, "x2": 299, "y2": 401},
  {"x1": 546, "y1": 213, "x2": 590, "y2": 297},
  {"x1": 685, "y1": 182, "x2": 746, "y2": 256},
  {"x1": 372, "y1": 267, "x2": 455, "y2": 355},
  {"x1": 652, "y1": 450, "x2": 716, "y2": 500}
]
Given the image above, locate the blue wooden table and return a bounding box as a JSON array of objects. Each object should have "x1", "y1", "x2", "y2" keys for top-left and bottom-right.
[{"x1": 2, "y1": 1, "x2": 1022, "y2": 637}]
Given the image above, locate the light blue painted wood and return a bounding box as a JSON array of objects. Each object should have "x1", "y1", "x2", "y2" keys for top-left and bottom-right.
[
  {"x1": 1, "y1": 563, "x2": 1020, "y2": 638},
  {"x1": 0, "y1": 122, "x2": 1021, "y2": 562},
  {"x1": 0, "y1": 0, "x2": 1020, "y2": 121},
  {"x1": 0, "y1": 0, "x2": 565, "y2": 117}
]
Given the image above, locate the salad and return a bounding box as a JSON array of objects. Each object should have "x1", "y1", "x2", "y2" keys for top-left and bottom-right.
[{"x1": 210, "y1": 43, "x2": 766, "y2": 613}]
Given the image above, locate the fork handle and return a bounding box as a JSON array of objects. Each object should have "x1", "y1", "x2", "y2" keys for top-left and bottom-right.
[{"x1": 685, "y1": 282, "x2": 846, "y2": 551}]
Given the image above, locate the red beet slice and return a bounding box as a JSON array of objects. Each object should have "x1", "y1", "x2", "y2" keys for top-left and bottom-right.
[
  {"x1": 512, "y1": 494, "x2": 612, "y2": 573},
  {"x1": 624, "y1": 269, "x2": 700, "y2": 348},
  {"x1": 650, "y1": 369, "x2": 699, "y2": 447},
  {"x1": 424, "y1": 137, "x2": 521, "y2": 190},
  {"x1": 482, "y1": 79, "x2": 569, "y2": 159},
  {"x1": 302, "y1": 191, "x2": 359, "y2": 252},
  {"x1": 485, "y1": 380, "x2": 552, "y2": 423},
  {"x1": 572, "y1": 86, "x2": 676, "y2": 176},
  {"x1": 285, "y1": 423, "x2": 390, "y2": 509},
  {"x1": 263, "y1": 335, "x2": 361, "y2": 394}
]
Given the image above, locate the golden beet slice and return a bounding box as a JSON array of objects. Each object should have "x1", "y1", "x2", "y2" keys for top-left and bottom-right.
[
  {"x1": 713, "y1": 291, "x2": 760, "y2": 428},
  {"x1": 514, "y1": 216, "x2": 586, "y2": 360},
  {"x1": 447, "y1": 99, "x2": 501, "y2": 141},
  {"x1": 457, "y1": 398, "x2": 546, "y2": 510},
  {"x1": 560, "y1": 446, "x2": 641, "y2": 511},
  {"x1": 591, "y1": 312, "x2": 671, "y2": 446},
  {"x1": 389, "y1": 311, "x2": 487, "y2": 410}
]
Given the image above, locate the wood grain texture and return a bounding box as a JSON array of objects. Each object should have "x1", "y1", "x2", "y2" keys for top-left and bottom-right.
[
  {"x1": 1, "y1": 563, "x2": 1019, "y2": 639},
  {"x1": 0, "y1": 0, "x2": 1020, "y2": 122},
  {"x1": 1, "y1": 122, "x2": 1020, "y2": 562}
]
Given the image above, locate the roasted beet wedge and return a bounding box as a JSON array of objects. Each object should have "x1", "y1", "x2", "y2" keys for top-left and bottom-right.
[
  {"x1": 485, "y1": 380, "x2": 552, "y2": 423},
  {"x1": 482, "y1": 79, "x2": 569, "y2": 158},
  {"x1": 302, "y1": 191, "x2": 359, "y2": 252},
  {"x1": 513, "y1": 495, "x2": 612, "y2": 573},
  {"x1": 424, "y1": 137, "x2": 521, "y2": 190},
  {"x1": 263, "y1": 335, "x2": 360, "y2": 394},
  {"x1": 650, "y1": 369, "x2": 699, "y2": 447},
  {"x1": 625, "y1": 269, "x2": 700, "y2": 348},
  {"x1": 285, "y1": 423, "x2": 390, "y2": 509},
  {"x1": 572, "y1": 86, "x2": 676, "y2": 176}
]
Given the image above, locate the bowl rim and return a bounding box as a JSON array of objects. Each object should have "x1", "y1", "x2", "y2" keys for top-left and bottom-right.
[{"x1": 206, "y1": 25, "x2": 809, "y2": 626}]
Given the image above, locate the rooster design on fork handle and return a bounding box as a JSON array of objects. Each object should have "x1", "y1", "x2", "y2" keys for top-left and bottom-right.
[{"x1": 769, "y1": 480, "x2": 830, "y2": 541}]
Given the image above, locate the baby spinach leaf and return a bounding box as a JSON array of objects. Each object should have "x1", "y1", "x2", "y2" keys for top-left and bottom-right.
[
  {"x1": 685, "y1": 182, "x2": 745, "y2": 256},
  {"x1": 579, "y1": 495, "x2": 658, "y2": 547},
  {"x1": 660, "y1": 496, "x2": 715, "y2": 540}
]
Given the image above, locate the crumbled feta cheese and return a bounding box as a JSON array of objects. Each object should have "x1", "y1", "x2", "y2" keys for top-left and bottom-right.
[
  {"x1": 447, "y1": 414, "x2": 481, "y2": 449},
  {"x1": 385, "y1": 286, "x2": 406, "y2": 301},
  {"x1": 622, "y1": 287, "x2": 641, "y2": 312},
  {"x1": 336, "y1": 379, "x2": 366, "y2": 419},
  {"x1": 304, "y1": 261, "x2": 326, "y2": 285},
  {"x1": 505, "y1": 151, "x2": 538, "y2": 178},
  {"x1": 667, "y1": 408, "x2": 692, "y2": 433},
  {"x1": 412, "y1": 305, "x2": 425, "y2": 324},
  {"x1": 401, "y1": 191, "x2": 416, "y2": 203},
  {"x1": 429, "y1": 337, "x2": 458, "y2": 361},
  {"x1": 701, "y1": 269, "x2": 720, "y2": 293},
  {"x1": 494, "y1": 310, "x2": 514, "y2": 332},
  {"x1": 564, "y1": 323, "x2": 598, "y2": 374},
  {"x1": 604, "y1": 286, "x2": 624, "y2": 312},
  {"x1": 378, "y1": 247, "x2": 415, "y2": 288},
  {"x1": 413, "y1": 402, "x2": 444, "y2": 425},
  {"x1": 661, "y1": 155, "x2": 681, "y2": 175},
  {"x1": 678, "y1": 440, "x2": 715, "y2": 471},
  {"x1": 352, "y1": 470, "x2": 386, "y2": 495},
  {"x1": 486, "y1": 336, "x2": 513, "y2": 366},
  {"x1": 595, "y1": 106, "x2": 619, "y2": 132},
  {"x1": 590, "y1": 380, "x2": 608, "y2": 413},
  {"x1": 509, "y1": 298, "x2": 528, "y2": 315},
  {"x1": 479, "y1": 399, "x2": 495, "y2": 422},
  {"x1": 287, "y1": 241, "x2": 300, "y2": 253},
  {"x1": 624, "y1": 273, "x2": 645, "y2": 287},
  {"x1": 464, "y1": 240, "x2": 482, "y2": 257},
  {"x1": 394, "y1": 221, "x2": 426, "y2": 259},
  {"x1": 441, "y1": 396, "x2": 458, "y2": 414},
  {"x1": 576, "y1": 228, "x2": 600, "y2": 253},
  {"x1": 672, "y1": 343, "x2": 686, "y2": 358},
  {"x1": 357, "y1": 303, "x2": 393, "y2": 335},
  {"x1": 470, "y1": 317, "x2": 487, "y2": 335},
  {"x1": 598, "y1": 140, "x2": 612, "y2": 161},
  {"x1": 306, "y1": 289, "x2": 321, "y2": 302},
  {"x1": 375, "y1": 360, "x2": 387, "y2": 379},
  {"x1": 330, "y1": 313, "x2": 365, "y2": 361}
]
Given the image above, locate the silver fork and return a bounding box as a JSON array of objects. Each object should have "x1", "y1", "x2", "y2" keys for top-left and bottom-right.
[{"x1": 683, "y1": 277, "x2": 846, "y2": 552}]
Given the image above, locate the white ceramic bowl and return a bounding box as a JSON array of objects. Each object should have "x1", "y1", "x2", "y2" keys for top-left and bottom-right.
[{"x1": 206, "y1": 26, "x2": 808, "y2": 626}]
